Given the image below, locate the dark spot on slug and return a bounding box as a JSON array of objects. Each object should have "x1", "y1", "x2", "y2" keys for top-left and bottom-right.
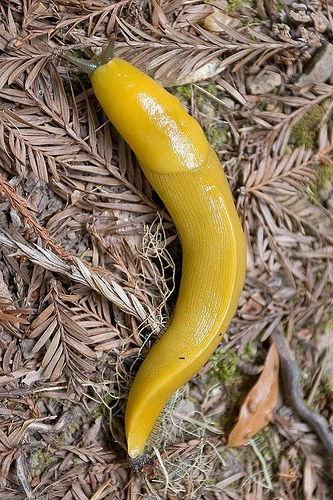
[{"x1": 179, "y1": 357, "x2": 186, "y2": 360}]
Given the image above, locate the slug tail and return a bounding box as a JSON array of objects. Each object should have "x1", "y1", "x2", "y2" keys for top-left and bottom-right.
[{"x1": 131, "y1": 454, "x2": 154, "y2": 472}]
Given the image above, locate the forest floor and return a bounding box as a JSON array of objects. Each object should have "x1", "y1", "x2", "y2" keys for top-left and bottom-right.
[{"x1": 0, "y1": 1, "x2": 332, "y2": 499}]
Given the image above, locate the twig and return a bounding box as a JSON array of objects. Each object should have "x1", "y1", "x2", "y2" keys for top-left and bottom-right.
[
  {"x1": 248, "y1": 438, "x2": 273, "y2": 491},
  {"x1": 153, "y1": 446, "x2": 169, "y2": 497},
  {"x1": 306, "y1": 361, "x2": 327, "y2": 407},
  {"x1": 0, "y1": 173, "x2": 72, "y2": 261},
  {"x1": 272, "y1": 326, "x2": 333, "y2": 461},
  {"x1": 15, "y1": 413, "x2": 73, "y2": 499}
]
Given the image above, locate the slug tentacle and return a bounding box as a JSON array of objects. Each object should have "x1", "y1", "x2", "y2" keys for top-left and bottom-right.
[
  {"x1": 97, "y1": 35, "x2": 116, "y2": 66},
  {"x1": 61, "y1": 35, "x2": 116, "y2": 75},
  {"x1": 61, "y1": 52, "x2": 98, "y2": 75}
]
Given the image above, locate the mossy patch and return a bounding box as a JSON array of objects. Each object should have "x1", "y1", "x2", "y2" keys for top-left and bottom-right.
[
  {"x1": 227, "y1": 0, "x2": 254, "y2": 12},
  {"x1": 250, "y1": 427, "x2": 275, "y2": 460},
  {"x1": 55, "y1": 417, "x2": 83, "y2": 446},
  {"x1": 290, "y1": 104, "x2": 327, "y2": 149},
  {"x1": 92, "y1": 393, "x2": 116, "y2": 418},
  {"x1": 243, "y1": 340, "x2": 258, "y2": 361},
  {"x1": 309, "y1": 162, "x2": 333, "y2": 204},
  {"x1": 174, "y1": 84, "x2": 192, "y2": 101},
  {"x1": 209, "y1": 341, "x2": 260, "y2": 385},
  {"x1": 316, "y1": 163, "x2": 333, "y2": 190},
  {"x1": 30, "y1": 449, "x2": 55, "y2": 477},
  {"x1": 207, "y1": 125, "x2": 229, "y2": 151},
  {"x1": 173, "y1": 83, "x2": 231, "y2": 150},
  {"x1": 209, "y1": 348, "x2": 240, "y2": 385},
  {"x1": 205, "y1": 84, "x2": 218, "y2": 96},
  {"x1": 195, "y1": 90, "x2": 230, "y2": 150}
]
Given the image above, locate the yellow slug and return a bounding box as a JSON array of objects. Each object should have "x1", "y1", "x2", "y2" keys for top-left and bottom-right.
[{"x1": 64, "y1": 40, "x2": 246, "y2": 464}]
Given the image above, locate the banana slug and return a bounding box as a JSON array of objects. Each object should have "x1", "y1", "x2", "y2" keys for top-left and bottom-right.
[{"x1": 64, "y1": 40, "x2": 246, "y2": 463}]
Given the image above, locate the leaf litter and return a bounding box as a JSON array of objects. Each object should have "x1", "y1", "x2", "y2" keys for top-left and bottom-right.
[
  {"x1": 228, "y1": 342, "x2": 280, "y2": 447},
  {"x1": 0, "y1": 0, "x2": 332, "y2": 498}
]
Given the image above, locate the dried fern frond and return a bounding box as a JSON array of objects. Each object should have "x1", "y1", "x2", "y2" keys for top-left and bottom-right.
[
  {"x1": 0, "y1": 70, "x2": 157, "y2": 224},
  {"x1": 27, "y1": 285, "x2": 116, "y2": 383},
  {"x1": 0, "y1": 0, "x2": 332, "y2": 497},
  {"x1": 113, "y1": 17, "x2": 303, "y2": 85},
  {"x1": 245, "y1": 146, "x2": 315, "y2": 195},
  {"x1": 0, "y1": 25, "x2": 52, "y2": 90},
  {"x1": 242, "y1": 143, "x2": 333, "y2": 252},
  {"x1": 0, "y1": 232, "x2": 152, "y2": 323},
  {"x1": 263, "y1": 87, "x2": 333, "y2": 157},
  {"x1": 0, "y1": 296, "x2": 30, "y2": 326}
]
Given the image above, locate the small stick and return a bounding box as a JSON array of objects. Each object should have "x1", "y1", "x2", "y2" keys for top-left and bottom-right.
[{"x1": 272, "y1": 326, "x2": 333, "y2": 461}]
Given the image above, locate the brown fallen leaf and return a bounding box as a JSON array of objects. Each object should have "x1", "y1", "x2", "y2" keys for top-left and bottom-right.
[{"x1": 228, "y1": 343, "x2": 279, "y2": 447}]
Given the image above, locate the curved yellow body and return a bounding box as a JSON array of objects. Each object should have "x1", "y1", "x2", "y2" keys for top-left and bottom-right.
[{"x1": 90, "y1": 58, "x2": 246, "y2": 459}]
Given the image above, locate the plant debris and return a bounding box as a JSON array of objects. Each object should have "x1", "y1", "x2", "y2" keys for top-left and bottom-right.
[
  {"x1": 272, "y1": 326, "x2": 333, "y2": 461},
  {"x1": 228, "y1": 343, "x2": 279, "y2": 447},
  {"x1": 0, "y1": 0, "x2": 332, "y2": 498}
]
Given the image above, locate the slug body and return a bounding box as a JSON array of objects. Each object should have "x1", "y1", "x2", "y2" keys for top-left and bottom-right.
[{"x1": 89, "y1": 57, "x2": 246, "y2": 459}]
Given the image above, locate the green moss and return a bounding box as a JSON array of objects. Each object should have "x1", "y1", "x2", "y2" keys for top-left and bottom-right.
[
  {"x1": 318, "y1": 377, "x2": 333, "y2": 398},
  {"x1": 276, "y1": 1, "x2": 284, "y2": 12},
  {"x1": 209, "y1": 349, "x2": 239, "y2": 385},
  {"x1": 194, "y1": 89, "x2": 230, "y2": 150},
  {"x1": 316, "y1": 163, "x2": 333, "y2": 190},
  {"x1": 55, "y1": 419, "x2": 82, "y2": 445},
  {"x1": 207, "y1": 125, "x2": 229, "y2": 150},
  {"x1": 206, "y1": 476, "x2": 216, "y2": 486},
  {"x1": 290, "y1": 104, "x2": 327, "y2": 149},
  {"x1": 205, "y1": 84, "x2": 218, "y2": 96},
  {"x1": 257, "y1": 100, "x2": 267, "y2": 112},
  {"x1": 290, "y1": 295, "x2": 301, "y2": 306},
  {"x1": 174, "y1": 84, "x2": 192, "y2": 100},
  {"x1": 270, "y1": 87, "x2": 279, "y2": 95},
  {"x1": 209, "y1": 341, "x2": 260, "y2": 384},
  {"x1": 30, "y1": 449, "x2": 55, "y2": 477},
  {"x1": 309, "y1": 162, "x2": 333, "y2": 204},
  {"x1": 242, "y1": 340, "x2": 258, "y2": 360},
  {"x1": 249, "y1": 427, "x2": 277, "y2": 464},
  {"x1": 316, "y1": 270, "x2": 323, "y2": 281},
  {"x1": 318, "y1": 163, "x2": 333, "y2": 183},
  {"x1": 227, "y1": 0, "x2": 241, "y2": 11},
  {"x1": 294, "y1": 339, "x2": 307, "y2": 356},
  {"x1": 250, "y1": 33, "x2": 259, "y2": 42},
  {"x1": 92, "y1": 393, "x2": 115, "y2": 418},
  {"x1": 227, "y1": 0, "x2": 254, "y2": 12}
]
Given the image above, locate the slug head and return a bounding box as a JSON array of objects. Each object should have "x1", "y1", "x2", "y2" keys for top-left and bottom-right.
[
  {"x1": 60, "y1": 35, "x2": 116, "y2": 75},
  {"x1": 62, "y1": 36, "x2": 210, "y2": 175}
]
